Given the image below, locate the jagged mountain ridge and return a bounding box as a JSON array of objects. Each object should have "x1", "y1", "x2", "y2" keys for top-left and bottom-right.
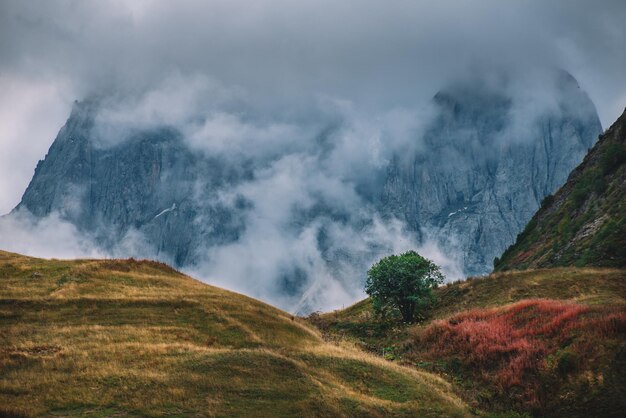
[
  {"x1": 14, "y1": 71, "x2": 602, "y2": 308},
  {"x1": 381, "y1": 72, "x2": 602, "y2": 274},
  {"x1": 495, "y1": 108, "x2": 626, "y2": 270},
  {"x1": 16, "y1": 100, "x2": 249, "y2": 266}
]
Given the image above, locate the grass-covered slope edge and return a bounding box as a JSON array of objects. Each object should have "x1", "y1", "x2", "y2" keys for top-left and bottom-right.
[{"x1": 495, "y1": 108, "x2": 626, "y2": 271}]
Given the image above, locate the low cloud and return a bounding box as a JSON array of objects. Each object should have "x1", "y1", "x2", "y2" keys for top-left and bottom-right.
[
  {"x1": 184, "y1": 135, "x2": 463, "y2": 312},
  {"x1": 0, "y1": 68, "x2": 593, "y2": 312},
  {"x1": 0, "y1": 210, "x2": 103, "y2": 259}
]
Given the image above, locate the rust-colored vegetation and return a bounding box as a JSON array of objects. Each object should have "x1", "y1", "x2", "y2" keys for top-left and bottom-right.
[{"x1": 409, "y1": 299, "x2": 626, "y2": 411}]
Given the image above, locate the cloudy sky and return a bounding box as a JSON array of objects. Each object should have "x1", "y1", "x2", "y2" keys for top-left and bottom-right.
[
  {"x1": 1, "y1": 0, "x2": 625, "y2": 214},
  {"x1": 0, "y1": 0, "x2": 624, "y2": 208}
]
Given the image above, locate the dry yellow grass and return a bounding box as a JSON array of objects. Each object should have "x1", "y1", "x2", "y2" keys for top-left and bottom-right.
[
  {"x1": 324, "y1": 267, "x2": 626, "y2": 324},
  {"x1": 0, "y1": 250, "x2": 471, "y2": 417}
]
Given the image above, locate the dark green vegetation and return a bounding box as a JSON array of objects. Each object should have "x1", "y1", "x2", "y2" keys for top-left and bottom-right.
[
  {"x1": 495, "y1": 109, "x2": 626, "y2": 271},
  {"x1": 366, "y1": 251, "x2": 443, "y2": 323},
  {"x1": 311, "y1": 268, "x2": 626, "y2": 416},
  {"x1": 0, "y1": 250, "x2": 470, "y2": 417}
]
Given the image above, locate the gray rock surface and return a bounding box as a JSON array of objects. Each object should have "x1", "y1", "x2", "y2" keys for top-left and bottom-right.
[
  {"x1": 380, "y1": 72, "x2": 602, "y2": 274},
  {"x1": 16, "y1": 99, "x2": 249, "y2": 266}
]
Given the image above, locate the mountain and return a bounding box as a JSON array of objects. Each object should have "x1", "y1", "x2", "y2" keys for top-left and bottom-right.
[
  {"x1": 495, "y1": 108, "x2": 626, "y2": 271},
  {"x1": 14, "y1": 100, "x2": 248, "y2": 267},
  {"x1": 0, "y1": 250, "x2": 470, "y2": 417},
  {"x1": 381, "y1": 71, "x2": 602, "y2": 275},
  {"x1": 12, "y1": 70, "x2": 602, "y2": 309}
]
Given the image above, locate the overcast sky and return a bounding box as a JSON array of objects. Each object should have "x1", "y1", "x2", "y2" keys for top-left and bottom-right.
[{"x1": 1, "y1": 0, "x2": 625, "y2": 215}]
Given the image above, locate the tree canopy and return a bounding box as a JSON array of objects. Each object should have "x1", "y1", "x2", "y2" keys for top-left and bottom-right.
[{"x1": 365, "y1": 250, "x2": 444, "y2": 323}]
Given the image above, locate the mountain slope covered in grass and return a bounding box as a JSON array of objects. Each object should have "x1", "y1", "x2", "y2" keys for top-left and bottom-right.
[
  {"x1": 311, "y1": 268, "x2": 626, "y2": 416},
  {"x1": 495, "y1": 109, "x2": 626, "y2": 271},
  {"x1": 0, "y1": 250, "x2": 470, "y2": 417}
]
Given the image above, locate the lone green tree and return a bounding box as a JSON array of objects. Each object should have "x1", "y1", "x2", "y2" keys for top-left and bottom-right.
[{"x1": 365, "y1": 251, "x2": 444, "y2": 323}]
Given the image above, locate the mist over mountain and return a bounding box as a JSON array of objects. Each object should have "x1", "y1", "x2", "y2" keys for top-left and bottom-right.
[
  {"x1": 2, "y1": 0, "x2": 624, "y2": 312},
  {"x1": 3, "y1": 69, "x2": 600, "y2": 312},
  {"x1": 381, "y1": 71, "x2": 602, "y2": 275}
]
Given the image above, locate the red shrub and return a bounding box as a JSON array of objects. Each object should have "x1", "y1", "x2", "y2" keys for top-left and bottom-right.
[
  {"x1": 589, "y1": 312, "x2": 626, "y2": 338},
  {"x1": 412, "y1": 299, "x2": 626, "y2": 406}
]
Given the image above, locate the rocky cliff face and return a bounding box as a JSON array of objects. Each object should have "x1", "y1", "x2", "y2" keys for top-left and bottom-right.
[
  {"x1": 381, "y1": 72, "x2": 602, "y2": 274},
  {"x1": 13, "y1": 71, "x2": 602, "y2": 308},
  {"x1": 16, "y1": 100, "x2": 249, "y2": 266}
]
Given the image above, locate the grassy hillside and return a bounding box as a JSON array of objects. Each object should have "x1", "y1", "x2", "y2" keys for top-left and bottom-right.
[
  {"x1": 495, "y1": 109, "x2": 626, "y2": 271},
  {"x1": 314, "y1": 268, "x2": 626, "y2": 350},
  {"x1": 311, "y1": 268, "x2": 626, "y2": 416},
  {"x1": 0, "y1": 250, "x2": 470, "y2": 417}
]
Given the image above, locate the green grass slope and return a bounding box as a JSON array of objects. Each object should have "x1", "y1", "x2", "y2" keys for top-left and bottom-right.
[
  {"x1": 495, "y1": 109, "x2": 626, "y2": 271},
  {"x1": 311, "y1": 268, "x2": 626, "y2": 416},
  {"x1": 0, "y1": 250, "x2": 470, "y2": 417}
]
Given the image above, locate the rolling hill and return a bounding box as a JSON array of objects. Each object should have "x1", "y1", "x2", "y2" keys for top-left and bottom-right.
[{"x1": 0, "y1": 250, "x2": 470, "y2": 417}]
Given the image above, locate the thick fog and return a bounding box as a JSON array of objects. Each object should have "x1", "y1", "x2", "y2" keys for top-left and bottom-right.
[{"x1": 0, "y1": 0, "x2": 625, "y2": 311}]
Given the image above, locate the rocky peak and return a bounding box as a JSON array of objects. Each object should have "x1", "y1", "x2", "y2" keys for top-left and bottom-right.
[{"x1": 380, "y1": 71, "x2": 602, "y2": 275}]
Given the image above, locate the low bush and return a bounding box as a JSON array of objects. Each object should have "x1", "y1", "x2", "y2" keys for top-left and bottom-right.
[{"x1": 409, "y1": 299, "x2": 626, "y2": 409}]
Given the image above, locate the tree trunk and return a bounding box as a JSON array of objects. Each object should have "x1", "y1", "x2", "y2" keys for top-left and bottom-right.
[{"x1": 400, "y1": 300, "x2": 415, "y2": 323}]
